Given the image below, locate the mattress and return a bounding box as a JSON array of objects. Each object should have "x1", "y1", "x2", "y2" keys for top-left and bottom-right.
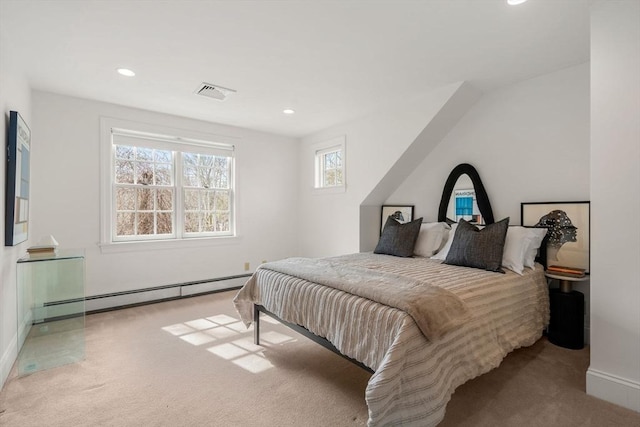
[{"x1": 234, "y1": 252, "x2": 549, "y2": 426}]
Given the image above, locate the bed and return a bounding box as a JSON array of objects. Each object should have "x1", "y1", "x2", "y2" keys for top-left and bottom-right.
[{"x1": 233, "y1": 164, "x2": 550, "y2": 426}]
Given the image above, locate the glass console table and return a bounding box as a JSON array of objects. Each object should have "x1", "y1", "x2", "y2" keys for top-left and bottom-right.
[{"x1": 16, "y1": 250, "x2": 85, "y2": 375}]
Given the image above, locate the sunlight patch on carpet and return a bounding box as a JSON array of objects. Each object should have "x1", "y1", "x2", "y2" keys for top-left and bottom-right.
[
  {"x1": 204, "y1": 326, "x2": 237, "y2": 339},
  {"x1": 184, "y1": 319, "x2": 217, "y2": 330},
  {"x1": 232, "y1": 354, "x2": 274, "y2": 373},
  {"x1": 161, "y1": 313, "x2": 295, "y2": 374},
  {"x1": 259, "y1": 331, "x2": 294, "y2": 345},
  {"x1": 206, "y1": 314, "x2": 238, "y2": 325},
  {"x1": 231, "y1": 338, "x2": 263, "y2": 352},
  {"x1": 161, "y1": 323, "x2": 196, "y2": 336},
  {"x1": 179, "y1": 331, "x2": 216, "y2": 346},
  {"x1": 225, "y1": 321, "x2": 250, "y2": 332},
  {"x1": 207, "y1": 343, "x2": 249, "y2": 360}
]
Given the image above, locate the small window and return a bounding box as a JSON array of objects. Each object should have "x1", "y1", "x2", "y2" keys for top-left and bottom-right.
[{"x1": 314, "y1": 136, "x2": 345, "y2": 189}]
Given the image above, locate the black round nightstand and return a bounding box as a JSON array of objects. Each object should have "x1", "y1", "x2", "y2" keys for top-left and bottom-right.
[{"x1": 545, "y1": 272, "x2": 588, "y2": 350}]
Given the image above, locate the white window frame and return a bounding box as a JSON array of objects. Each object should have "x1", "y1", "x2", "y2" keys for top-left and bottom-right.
[
  {"x1": 314, "y1": 135, "x2": 346, "y2": 192},
  {"x1": 99, "y1": 118, "x2": 238, "y2": 252},
  {"x1": 112, "y1": 145, "x2": 176, "y2": 242}
]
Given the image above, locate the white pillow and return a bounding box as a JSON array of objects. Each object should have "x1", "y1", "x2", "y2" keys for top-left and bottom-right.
[
  {"x1": 523, "y1": 228, "x2": 548, "y2": 269},
  {"x1": 502, "y1": 226, "x2": 549, "y2": 274},
  {"x1": 502, "y1": 226, "x2": 530, "y2": 275},
  {"x1": 414, "y1": 222, "x2": 449, "y2": 257},
  {"x1": 431, "y1": 223, "x2": 458, "y2": 260}
]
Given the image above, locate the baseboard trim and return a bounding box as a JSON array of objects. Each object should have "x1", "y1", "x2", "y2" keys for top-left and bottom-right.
[
  {"x1": 586, "y1": 367, "x2": 640, "y2": 412},
  {"x1": 15, "y1": 275, "x2": 249, "y2": 325},
  {"x1": 37, "y1": 274, "x2": 251, "y2": 315},
  {"x1": 86, "y1": 285, "x2": 243, "y2": 315},
  {"x1": 46, "y1": 273, "x2": 251, "y2": 306},
  {"x1": 0, "y1": 332, "x2": 18, "y2": 390}
]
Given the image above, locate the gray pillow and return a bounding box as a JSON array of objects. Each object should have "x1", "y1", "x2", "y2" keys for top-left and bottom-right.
[
  {"x1": 374, "y1": 217, "x2": 423, "y2": 257},
  {"x1": 444, "y1": 217, "x2": 510, "y2": 273}
]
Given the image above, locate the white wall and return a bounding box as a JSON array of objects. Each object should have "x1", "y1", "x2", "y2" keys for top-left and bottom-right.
[
  {"x1": 0, "y1": 52, "x2": 33, "y2": 387},
  {"x1": 30, "y1": 91, "x2": 299, "y2": 302},
  {"x1": 588, "y1": 0, "x2": 640, "y2": 412},
  {"x1": 298, "y1": 82, "x2": 478, "y2": 258},
  {"x1": 390, "y1": 63, "x2": 590, "y2": 223},
  {"x1": 299, "y1": 64, "x2": 590, "y2": 260}
]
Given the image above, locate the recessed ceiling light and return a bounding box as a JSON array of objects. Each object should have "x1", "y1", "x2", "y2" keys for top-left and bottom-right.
[
  {"x1": 283, "y1": 109, "x2": 295, "y2": 115},
  {"x1": 507, "y1": 0, "x2": 528, "y2": 5},
  {"x1": 117, "y1": 68, "x2": 136, "y2": 77}
]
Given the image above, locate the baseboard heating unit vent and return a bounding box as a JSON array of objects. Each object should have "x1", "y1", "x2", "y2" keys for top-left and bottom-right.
[{"x1": 43, "y1": 274, "x2": 251, "y2": 318}]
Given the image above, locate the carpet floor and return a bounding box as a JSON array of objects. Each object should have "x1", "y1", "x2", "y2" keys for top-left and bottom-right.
[{"x1": 1, "y1": 290, "x2": 638, "y2": 426}]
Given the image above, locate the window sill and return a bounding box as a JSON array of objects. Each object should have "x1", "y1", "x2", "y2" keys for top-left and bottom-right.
[
  {"x1": 313, "y1": 185, "x2": 346, "y2": 195},
  {"x1": 98, "y1": 235, "x2": 242, "y2": 254}
]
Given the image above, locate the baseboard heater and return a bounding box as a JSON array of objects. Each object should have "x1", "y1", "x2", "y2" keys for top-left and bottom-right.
[{"x1": 41, "y1": 273, "x2": 252, "y2": 321}]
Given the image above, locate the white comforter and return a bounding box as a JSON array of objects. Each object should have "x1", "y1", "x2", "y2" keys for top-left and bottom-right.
[{"x1": 234, "y1": 253, "x2": 549, "y2": 426}]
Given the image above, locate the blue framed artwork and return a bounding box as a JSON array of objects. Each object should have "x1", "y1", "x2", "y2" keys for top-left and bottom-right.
[{"x1": 5, "y1": 110, "x2": 31, "y2": 246}]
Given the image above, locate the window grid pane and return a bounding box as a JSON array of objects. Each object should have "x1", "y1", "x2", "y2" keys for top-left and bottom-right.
[
  {"x1": 114, "y1": 144, "x2": 176, "y2": 239},
  {"x1": 320, "y1": 149, "x2": 343, "y2": 188},
  {"x1": 112, "y1": 141, "x2": 233, "y2": 241},
  {"x1": 115, "y1": 145, "x2": 174, "y2": 186},
  {"x1": 182, "y1": 153, "x2": 232, "y2": 235},
  {"x1": 183, "y1": 189, "x2": 231, "y2": 234}
]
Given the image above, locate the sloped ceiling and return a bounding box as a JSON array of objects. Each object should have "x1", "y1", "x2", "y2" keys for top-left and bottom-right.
[{"x1": 0, "y1": 0, "x2": 590, "y2": 137}]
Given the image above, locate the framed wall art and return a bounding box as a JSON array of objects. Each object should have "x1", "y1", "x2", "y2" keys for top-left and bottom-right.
[
  {"x1": 5, "y1": 110, "x2": 31, "y2": 246},
  {"x1": 380, "y1": 205, "x2": 414, "y2": 233},
  {"x1": 521, "y1": 201, "x2": 590, "y2": 273}
]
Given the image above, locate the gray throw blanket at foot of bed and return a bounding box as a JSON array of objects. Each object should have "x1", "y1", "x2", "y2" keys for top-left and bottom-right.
[{"x1": 237, "y1": 257, "x2": 471, "y2": 340}]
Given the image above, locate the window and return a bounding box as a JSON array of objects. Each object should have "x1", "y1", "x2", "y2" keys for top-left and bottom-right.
[
  {"x1": 314, "y1": 136, "x2": 345, "y2": 190},
  {"x1": 106, "y1": 125, "x2": 234, "y2": 243}
]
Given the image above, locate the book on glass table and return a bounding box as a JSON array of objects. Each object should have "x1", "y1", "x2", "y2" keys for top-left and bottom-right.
[
  {"x1": 26, "y1": 245, "x2": 58, "y2": 255},
  {"x1": 26, "y1": 235, "x2": 59, "y2": 256}
]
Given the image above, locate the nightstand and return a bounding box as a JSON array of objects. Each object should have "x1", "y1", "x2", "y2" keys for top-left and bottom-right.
[{"x1": 545, "y1": 272, "x2": 588, "y2": 350}]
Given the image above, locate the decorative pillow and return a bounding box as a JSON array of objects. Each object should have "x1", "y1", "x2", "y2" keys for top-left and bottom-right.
[
  {"x1": 374, "y1": 217, "x2": 423, "y2": 257},
  {"x1": 414, "y1": 222, "x2": 450, "y2": 257},
  {"x1": 523, "y1": 227, "x2": 548, "y2": 269},
  {"x1": 444, "y1": 218, "x2": 510, "y2": 273},
  {"x1": 502, "y1": 226, "x2": 532, "y2": 275},
  {"x1": 430, "y1": 223, "x2": 458, "y2": 260}
]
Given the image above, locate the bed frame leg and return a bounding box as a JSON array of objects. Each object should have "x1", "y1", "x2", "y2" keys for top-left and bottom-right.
[{"x1": 253, "y1": 304, "x2": 260, "y2": 345}]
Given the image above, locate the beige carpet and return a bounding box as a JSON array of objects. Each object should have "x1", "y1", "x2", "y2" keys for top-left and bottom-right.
[{"x1": 1, "y1": 290, "x2": 638, "y2": 426}]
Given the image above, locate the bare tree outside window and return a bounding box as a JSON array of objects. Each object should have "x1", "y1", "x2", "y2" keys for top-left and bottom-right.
[
  {"x1": 113, "y1": 143, "x2": 232, "y2": 241},
  {"x1": 183, "y1": 153, "x2": 231, "y2": 234},
  {"x1": 314, "y1": 139, "x2": 345, "y2": 189},
  {"x1": 114, "y1": 145, "x2": 174, "y2": 237},
  {"x1": 322, "y1": 150, "x2": 343, "y2": 187}
]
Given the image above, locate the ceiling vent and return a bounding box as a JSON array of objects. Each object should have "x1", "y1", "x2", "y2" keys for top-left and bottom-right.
[{"x1": 194, "y1": 82, "x2": 236, "y2": 101}]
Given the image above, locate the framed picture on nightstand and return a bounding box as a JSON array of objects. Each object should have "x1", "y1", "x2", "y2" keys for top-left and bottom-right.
[
  {"x1": 380, "y1": 205, "x2": 414, "y2": 234},
  {"x1": 521, "y1": 201, "x2": 590, "y2": 273}
]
